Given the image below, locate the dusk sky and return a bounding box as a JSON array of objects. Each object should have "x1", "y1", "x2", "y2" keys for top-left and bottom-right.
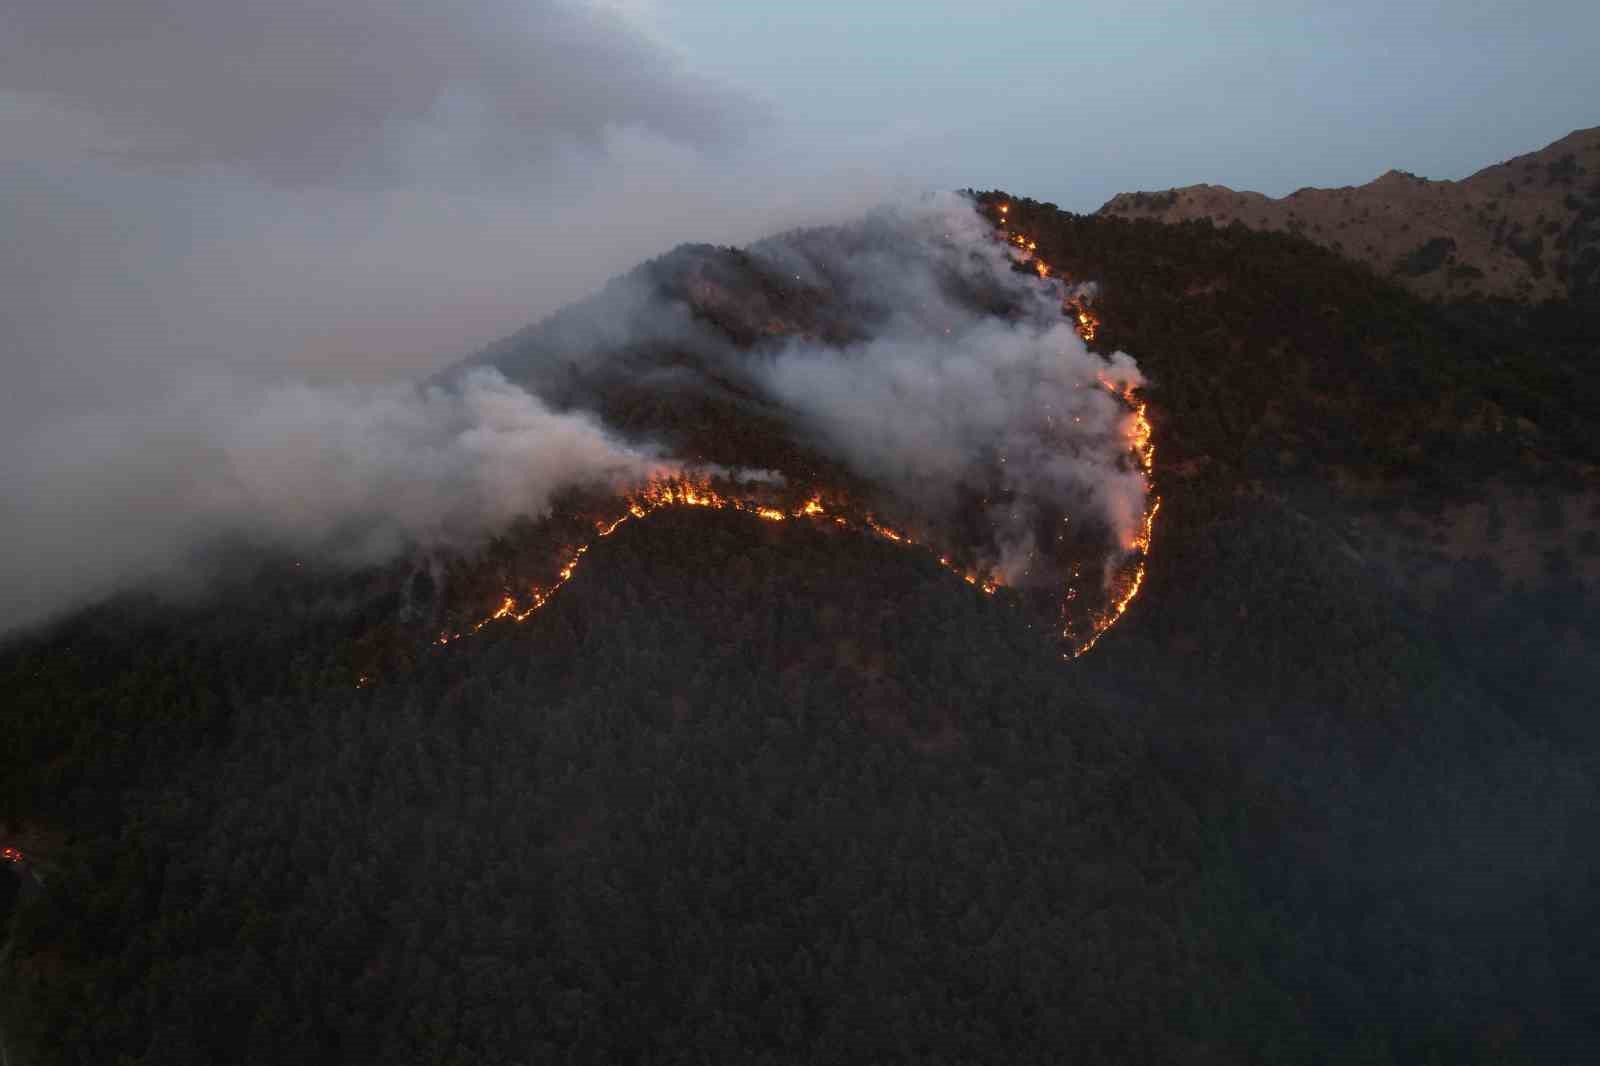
[{"x1": 651, "y1": 0, "x2": 1599, "y2": 204}]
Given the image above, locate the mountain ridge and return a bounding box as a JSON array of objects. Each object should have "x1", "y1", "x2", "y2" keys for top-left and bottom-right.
[{"x1": 1098, "y1": 126, "x2": 1600, "y2": 305}]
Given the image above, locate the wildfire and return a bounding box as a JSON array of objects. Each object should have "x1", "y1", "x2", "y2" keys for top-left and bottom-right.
[
  {"x1": 986, "y1": 199, "x2": 1160, "y2": 656},
  {"x1": 424, "y1": 477, "x2": 1005, "y2": 654},
  {"x1": 865, "y1": 517, "x2": 910, "y2": 543},
  {"x1": 1099, "y1": 373, "x2": 1155, "y2": 478},
  {"x1": 370, "y1": 199, "x2": 1160, "y2": 684},
  {"x1": 996, "y1": 202, "x2": 1104, "y2": 347},
  {"x1": 1073, "y1": 306, "x2": 1100, "y2": 342},
  {"x1": 2, "y1": 846, "x2": 22, "y2": 864},
  {"x1": 1066, "y1": 388, "x2": 1159, "y2": 656}
]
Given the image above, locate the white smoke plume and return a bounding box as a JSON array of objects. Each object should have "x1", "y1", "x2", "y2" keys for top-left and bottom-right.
[
  {"x1": 750, "y1": 195, "x2": 1149, "y2": 584},
  {"x1": 0, "y1": 369, "x2": 663, "y2": 633}
]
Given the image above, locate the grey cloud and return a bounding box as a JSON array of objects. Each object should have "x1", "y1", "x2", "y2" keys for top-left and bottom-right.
[{"x1": 1, "y1": 0, "x2": 761, "y2": 186}]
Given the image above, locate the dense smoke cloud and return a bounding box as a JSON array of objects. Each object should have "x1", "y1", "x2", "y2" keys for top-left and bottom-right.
[
  {"x1": 0, "y1": 191, "x2": 1149, "y2": 636},
  {"x1": 1, "y1": 370, "x2": 663, "y2": 632},
  {"x1": 0, "y1": 0, "x2": 898, "y2": 636},
  {"x1": 451, "y1": 194, "x2": 1153, "y2": 588},
  {"x1": 0, "y1": 173, "x2": 1149, "y2": 636},
  {"x1": 208, "y1": 369, "x2": 666, "y2": 550},
  {"x1": 748, "y1": 197, "x2": 1148, "y2": 583}
]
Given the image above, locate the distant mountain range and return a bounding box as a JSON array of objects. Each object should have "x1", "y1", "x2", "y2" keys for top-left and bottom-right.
[{"x1": 1099, "y1": 126, "x2": 1600, "y2": 305}]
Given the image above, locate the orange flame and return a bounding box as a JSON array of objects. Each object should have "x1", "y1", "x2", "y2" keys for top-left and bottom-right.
[
  {"x1": 865, "y1": 517, "x2": 910, "y2": 544},
  {"x1": 988, "y1": 203, "x2": 1159, "y2": 656},
  {"x1": 418, "y1": 476, "x2": 1011, "y2": 661},
  {"x1": 1, "y1": 846, "x2": 22, "y2": 864},
  {"x1": 1073, "y1": 306, "x2": 1100, "y2": 343},
  {"x1": 1068, "y1": 385, "x2": 1159, "y2": 656}
]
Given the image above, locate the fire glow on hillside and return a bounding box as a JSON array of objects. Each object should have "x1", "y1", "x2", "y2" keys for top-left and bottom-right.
[
  {"x1": 996, "y1": 200, "x2": 1159, "y2": 655},
  {"x1": 431, "y1": 475, "x2": 1003, "y2": 651},
  {"x1": 383, "y1": 201, "x2": 1159, "y2": 682}
]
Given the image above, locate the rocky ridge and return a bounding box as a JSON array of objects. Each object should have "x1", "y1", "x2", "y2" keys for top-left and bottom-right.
[{"x1": 1099, "y1": 126, "x2": 1600, "y2": 304}]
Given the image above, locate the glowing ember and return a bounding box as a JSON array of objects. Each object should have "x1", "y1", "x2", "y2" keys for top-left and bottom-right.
[
  {"x1": 865, "y1": 517, "x2": 910, "y2": 544},
  {"x1": 1068, "y1": 390, "x2": 1159, "y2": 656},
  {"x1": 420, "y1": 475, "x2": 1006, "y2": 657},
  {"x1": 1073, "y1": 306, "x2": 1099, "y2": 343}
]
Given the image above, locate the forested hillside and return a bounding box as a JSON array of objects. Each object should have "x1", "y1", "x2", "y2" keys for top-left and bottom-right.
[{"x1": 4, "y1": 198, "x2": 1597, "y2": 1064}]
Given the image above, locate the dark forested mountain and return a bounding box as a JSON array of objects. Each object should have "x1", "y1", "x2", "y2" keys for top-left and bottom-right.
[{"x1": 3, "y1": 188, "x2": 1597, "y2": 1065}]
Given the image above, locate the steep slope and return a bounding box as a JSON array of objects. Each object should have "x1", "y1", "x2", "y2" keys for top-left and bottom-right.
[{"x1": 1099, "y1": 126, "x2": 1600, "y2": 305}]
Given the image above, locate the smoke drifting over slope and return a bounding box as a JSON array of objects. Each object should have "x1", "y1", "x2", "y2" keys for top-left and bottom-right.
[
  {"x1": 2, "y1": 196, "x2": 1150, "y2": 640},
  {"x1": 749, "y1": 198, "x2": 1147, "y2": 582},
  {"x1": 1, "y1": 371, "x2": 663, "y2": 633},
  {"x1": 472, "y1": 194, "x2": 1152, "y2": 590},
  {"x1": 0, "y1": 0, "x2": 898, "y2": 528}
]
